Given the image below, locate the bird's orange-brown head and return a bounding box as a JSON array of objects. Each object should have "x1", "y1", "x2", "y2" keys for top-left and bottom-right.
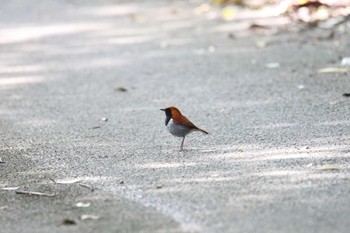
[
  {"x1": 160, "y1": 106, "x2": 182, "y2": 125},
  {"x1": 160, "y1": 106, "x2": 182, "y2": 118}
]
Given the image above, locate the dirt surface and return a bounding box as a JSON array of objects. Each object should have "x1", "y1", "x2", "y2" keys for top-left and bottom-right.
[{"x1": 1, "y1": 1, "x2": 350, "y2": 232}]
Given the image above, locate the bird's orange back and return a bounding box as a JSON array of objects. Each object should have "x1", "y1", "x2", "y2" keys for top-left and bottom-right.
[{"x1": 167, "y1": 106, "x2": 200, "y2": 130}]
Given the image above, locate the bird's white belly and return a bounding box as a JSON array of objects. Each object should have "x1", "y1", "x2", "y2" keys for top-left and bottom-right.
[{"x1": 167, "y1": 119, "x2": 192, "y2": 137}]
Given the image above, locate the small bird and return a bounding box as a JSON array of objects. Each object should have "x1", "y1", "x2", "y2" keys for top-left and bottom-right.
[{"x1": 160, "y1": 106, "x2": 208, "y2": 150}]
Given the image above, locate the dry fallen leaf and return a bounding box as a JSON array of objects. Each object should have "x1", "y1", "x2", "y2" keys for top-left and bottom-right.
[
  {"x1": 194, "y1": 3, "x2": 211, "y2": 15},
  {"x1": 317, "y1": 165, "x2": 340, "y2": 171},
  {"x1": 79, "y1": 183, "x2": 95, "y2": 192},
  {"x1": 80, "y1": 215, "x2": 100, "y2": 220},
  {"x1": 15, "y1": 190, "x2": 56, "y2": 197},
  {"x1": 208, "y1": 45, "x2": 216, "y2": 53},
  {"x1": 76, "y1": 202, "x2": 91, "y2": 208},
  {"x1": 221, "y1": 6, "x2": 235, "y2": 21},
  {"x1": 128, "y1": 14, "x2": 146, "y2": 23},
  {"x1": 255, "y1": 41, "x2": 267, "y2": 48},
  {"x1": 160, "y1": 41, "x2": 168, "y2": 48},
  {"x1": 317, "y1": 67, "x2": 350, "y2": 73},
  {"x1": 1, "y1": 187, "x2": 19, "y2": 191},
  {"x1": 341, "y1": 57, "x2": 350, "y2": 66},
  {"x1": 265, "y1": 63, "x2": 280, "y2": 68},
  {"x1": 249, "y1": 23, "x2": 270, "y2": 31},
  {"x1": 115, "y1": 87, "x2": 128, "y2": 92},
  {"x1": 53, "y1": 178, "x2": 82, "y2": 184},
  {"x1": 61, "y1": 219, "x2": 76, "y2": 225}
]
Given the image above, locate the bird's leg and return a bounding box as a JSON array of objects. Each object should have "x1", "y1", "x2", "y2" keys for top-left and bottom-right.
[{"x1": 180, "y1": 136, "x2": 185, "y2": 151}]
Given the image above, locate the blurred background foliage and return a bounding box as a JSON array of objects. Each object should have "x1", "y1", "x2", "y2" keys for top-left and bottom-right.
[{"x1": 212, "y1": 0, "x2": 350, "y2": 21}]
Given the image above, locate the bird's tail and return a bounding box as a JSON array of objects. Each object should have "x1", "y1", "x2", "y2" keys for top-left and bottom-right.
[{"x1": 198, "y1": 128, "x2": 209, "y2": 135}]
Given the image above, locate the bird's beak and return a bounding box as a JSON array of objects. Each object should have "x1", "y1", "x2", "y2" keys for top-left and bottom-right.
[{"x1": 160, "y1": 109, "x2": 165, "y2": 111}]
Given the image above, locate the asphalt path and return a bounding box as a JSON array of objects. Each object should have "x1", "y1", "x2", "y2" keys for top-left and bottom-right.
[{"x1": 1, "y1": 1, "x2": 350, "y2": 232}]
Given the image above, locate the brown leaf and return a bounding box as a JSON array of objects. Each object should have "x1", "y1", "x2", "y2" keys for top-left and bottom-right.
[
  {"x1": 115, "y1": 87, "x2": 128, "y2": 92},
  {"x1": 61, "y1": 219, "x2": 76, "y2": 225},
  {"x1": 249, "y1": 23, "x2": 270, "y2": 30}
]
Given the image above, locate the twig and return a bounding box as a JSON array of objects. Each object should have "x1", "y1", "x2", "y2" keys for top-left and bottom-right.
[
  {"x1": 49, "y1": 177, "x2": 57, "y2": 183},
  {"x1": 78, "y1": 183, "x2": 95, "y2": 192},
  {"x1": 15, "y1": 190, "x2": 56, "y2": 197}
]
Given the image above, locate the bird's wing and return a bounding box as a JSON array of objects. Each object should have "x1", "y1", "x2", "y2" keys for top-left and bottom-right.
[
  {"x1": 173, "y1": 115, "x2": 209, "y2": 134},
  {"x1": 178, "y1": 115, "x2": 200, "y2": 130}
]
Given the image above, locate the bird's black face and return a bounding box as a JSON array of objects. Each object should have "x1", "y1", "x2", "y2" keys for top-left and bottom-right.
[{"x1": 160, "y1": 108, "x2": 172, "y2": 126}]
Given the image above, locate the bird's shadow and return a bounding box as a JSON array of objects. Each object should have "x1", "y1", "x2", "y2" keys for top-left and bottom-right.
[{"x1": 170, "y1": 148, "x2": 220, "y2": 153}]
